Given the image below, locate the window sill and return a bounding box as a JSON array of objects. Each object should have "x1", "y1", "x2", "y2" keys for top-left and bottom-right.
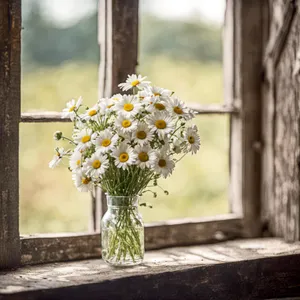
[{"x1": 1, "y1": 238, "x2": 300, "y2": 299}]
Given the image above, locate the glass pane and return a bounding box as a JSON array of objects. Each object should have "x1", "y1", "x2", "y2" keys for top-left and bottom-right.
[
  {"x1": 21, "y1": 0, "x2": 98, "y2": 112},
  {"x1": 140, "y1": 115, "x2": 229, "y2": 222},
  {"x1": 139, "y1": 0, "x2": 225, "y2": 104},
  {"x1": 20, "y1": 123, "x2": 91, "y2": 234}
]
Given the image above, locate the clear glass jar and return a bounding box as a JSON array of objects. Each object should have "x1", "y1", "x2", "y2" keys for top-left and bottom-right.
[{"x1": 101, "y1": 195, "x2": 144, "y2": 266}]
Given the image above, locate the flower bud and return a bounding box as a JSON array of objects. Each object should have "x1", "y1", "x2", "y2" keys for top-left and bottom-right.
[{"x1": 53, "y1": 131, "x2": 63, "y2": 141}]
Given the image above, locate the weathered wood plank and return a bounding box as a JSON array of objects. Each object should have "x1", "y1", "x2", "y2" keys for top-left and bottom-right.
[
  {"x1": 273, "y1": 13, "x2": 300, "y2": 241},
  {"x1": 20, "y1": 215, "x2": 243, "y2": 265},
  {"x1": 188, "y1": 103, "x2": 238, "y2": 114},
  {"x1": 20, "y1": 112, "x2": 71, "y2": 122},
  {"x1": 229, "y1": 0, "x2": 265, "y2": 237},
  {"x1": 2, "y1": 238, "x2": 300, "y2": 299},
  {"x1": 0, "y1": 0, "x2": 21, "y2": 269}
]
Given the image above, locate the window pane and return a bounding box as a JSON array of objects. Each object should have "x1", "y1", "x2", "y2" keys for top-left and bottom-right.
[
  {"x1": 140, "y1": 115, "x2": 229, "y2": 222},
  {"x1": 21, "y1": 0, "x2": 98, "y2": 112},
  {"x1": 139, "y1": 0, "x2": 225, "y2": 104},
  {"x1": 20, "y1": 123, "x2": 91, "y2": 234}
]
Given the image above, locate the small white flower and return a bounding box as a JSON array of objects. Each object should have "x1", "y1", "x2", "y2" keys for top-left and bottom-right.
[
  {"x1": 98, "y1": 97, "x2": 115, "y2": 114},
  {"x1": 150, "y1": 86, "x2": 172, "y2": 101},
  {"x1": 112, "y1": 143, "x2": 137, "y2": 169},
  {"x1": 72, "y1": 168, "x2": 93, "y2": 192},
  {"x1": 135, "y1": 145, "x2": 156, "y2": 169},
  {"x1": 110, "y1": 94, "x2": 123, "y2": 102},
  {"x1": 138, "y1": 90, "x2": 152, "y2": 103},
  {"x1": 93, "y1": 129, "x2": 118, "y2": 153},
  {"x1": 49, "y1": 147, "x2": 65, "y2": 169},
  {"x1": 146, "y1": 98, "x2": 170, "y2": 113},
  {"x1": 73, "y1": 128, "x2": 93, "y2": 151},
  {"x1": 169, "y1": 97, "x2": 190, "y2": 119},
  {"x1": 69, "y1": 150, "x2": 82, "y2": 171},
  {"x1": 84, "y1": 152, "x2": 109, "y2": 178},
  {"x1": 153, "y1": 152, "x2": 175, "y2": 178},
  {"x1": 115, "y1": 115, "x2": 138, "y2": 134},
  {"x1": 82, "y1": 104, "x2": 99, "y2": 121},
  {"x1": 62, "y1": 96, "x2": 82, "y2": 121},
  {"x1": 133, "y1": 122, "x2": 154, "y2": 146},
  {"x1": 118, "y1": 74, "x2": 151, "y2": 91},
  {"x1": 148, "y1": 112, "x2": 175, "y2": 138},
  {"x1": 184, "y1": 125, "x2": 201, "y2": 154},
  {"x1": 115, "y1": 95, "x2": 142, "y2": 118}
]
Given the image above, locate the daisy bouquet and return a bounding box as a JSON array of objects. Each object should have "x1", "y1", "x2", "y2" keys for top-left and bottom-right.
[{"x1": 49, "y1": 74, "x2": 200, "y2": 264}]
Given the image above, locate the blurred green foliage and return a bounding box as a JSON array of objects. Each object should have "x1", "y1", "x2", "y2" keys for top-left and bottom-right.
[{"x1": 20, "y1": 1, "x2": 228, "y2": 234}]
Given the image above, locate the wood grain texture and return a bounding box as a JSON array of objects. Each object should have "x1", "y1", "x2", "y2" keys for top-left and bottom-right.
[
  {"x1": 229, "y1": 0, "x2": 265, "y2": 237},
  {"x1": 20, "y1": 112, "x2": 71, "y2": 122},
  {"x1": 273, "y1": 13, "x2": 300, "y2": 241},
  {"x1": 0, "y1": 0, "x2": 21, "y2": 269},
  {"x1": 1, "y1": 238, "x2": 300, "y2": 299},
  {"x1": 20, "y1": 215, "x2": 242, "y2": 265}
]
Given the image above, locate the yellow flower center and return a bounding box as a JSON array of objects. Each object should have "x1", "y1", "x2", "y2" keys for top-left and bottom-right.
[
  {"x1": 136, "y1": 130, "x2": 147, "y2": 140},
  {"x1": 138, "y1": 152, "x2": 149, "y2": 162},
  {"x1": 101, "y1": 139, "x2": 111, "y2": 147},
  {"x1": 92, "y1": 159, "x2": 101, "y2": 169},
  {"x1": 124, "y1": 103, "x2": 134, "y2": 112},
  {"x1": 81, "y1": 135, "x2": 91, "y2": 143},
  {"x1": 188, "y1": 136, "x2": 195, "y2": 144},
  {"x1": 76, "y1": 159, "x2": 81, "y2": 166},
  {"x1": 131, "y1": 80, "x2": 140, "y2": 86},
  {"x1": 122, "y1": 120, "x2": 132, "y2": 128},
  {"x1": 174, "y1": 106, "x2": 183, "y2": 114},
  {"x1": 119, "y1": 152, "x2": 129, "y2": 162},
  {"x1": 154, "y1": 103, "x2": 165, "y2": 110},
  {"x1": 82, "y1": 177, "x2": 91, "y2": 185},
  {"x1": 88, "y1": 109, "x2": 97, "y2": 116},
  {"x1": 158, "y1": 159, "x2": 166, "y2": 167},
  {"x1": 155, "y1": 120, "x2": 167, "y2": 129},
  {"x1": 69, "y1": 105, "x2": 76, "y2": 112},
  {"x1": 154, "y1": 93, "x2": 161, "y2": 97}
]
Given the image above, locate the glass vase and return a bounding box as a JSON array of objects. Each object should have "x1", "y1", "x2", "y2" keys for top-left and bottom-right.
[{"x1": 101, "y1": 195, "x2": 144, "y2": 266}]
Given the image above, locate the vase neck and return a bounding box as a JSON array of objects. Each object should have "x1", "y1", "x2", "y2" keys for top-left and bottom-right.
[{"x1": 106, "y1": 195, "x2": 139, "y2": 208}]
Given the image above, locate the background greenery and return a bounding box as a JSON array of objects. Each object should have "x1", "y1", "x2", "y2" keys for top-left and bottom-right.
[{"x1": 20, "y1": 0, "x2": 229, "y2": 234}]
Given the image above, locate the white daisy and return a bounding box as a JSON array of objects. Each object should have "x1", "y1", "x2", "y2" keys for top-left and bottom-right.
[
  {"x1": 72, "y1": 168, "x2": 93, "y2": 192},
  {"x1": 115, "y1": 95, "x2": 142, "y2": 118},
  {"x1": 137, "y1": 90, "x2": 152, "y2": 103},
  {"x1": 49, "y1": 147, "x2": 65, "y2": 169},
  {"x1": 149, "y1": 86, "x2": 172, "y2": 101},
  {"x1": 110, "y1": 93, "x2": 123, "y2": 102},
  {"x1": 62, "y1": 96, "x2": 82, "y2": 121},
  {"x1": 184, "y1": 125, "x2": 201, "y2": 154},
  {"x1": 115, "y1": 115, "x2": 138, "y2": 134},
  {"x1": 153, "y1": 152, "x2": 175, "y2": 178},
  {"x1": 82, "y1": 104, "x2": 99, "y2": 121},
  {"x1": 118, "y1": 74, "x2": 151, "y2": 91},
  {"x1": 146, "y1": 98, "x2": 170, "y2": 113},
  {"x1": 169, "y1": 97, "x2": 190, "y2": 119},
  {"x1": 69, "y1": 150, "x2": 83, "y2": 171},
  {"x1": 73, "y1": 128, "x2": 93, "y2": 151},
  {"x1": 98, "y1": 97, "x2": 115, "y2": 114},
  {"x1": 134, "y1": 145, "x2": 156, "y2": 169},
  {"x1": 148, "y1": 112, "x2": 175, "y2": 138},
  {"x1": 84, "y1": 152, "x2": 109, "y2": 178},
  {"x1": 112, "y1": 143, "x2": 137, "y2": 170},
  {"x1": 133, "y1": 122, "x2": 154, "y2": 146},
  {"x1": 93, "y1": 129, "x2": 118, "y2": 153}
]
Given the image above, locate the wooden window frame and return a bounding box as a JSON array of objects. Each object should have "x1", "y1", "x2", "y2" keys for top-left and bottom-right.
[{"x1": 0, "y1": 0, "x2": 267, "y2": 269}]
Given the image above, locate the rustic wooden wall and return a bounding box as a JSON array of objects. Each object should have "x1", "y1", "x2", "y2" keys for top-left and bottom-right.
[{"x1": 262, "y1": 0, "x2": 300, "y2": 241}]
